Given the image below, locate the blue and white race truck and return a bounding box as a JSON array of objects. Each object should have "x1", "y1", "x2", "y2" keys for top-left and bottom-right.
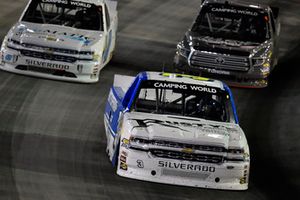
[{"x1": 104, "y1": 71, "x2": 250, "y2": 190}]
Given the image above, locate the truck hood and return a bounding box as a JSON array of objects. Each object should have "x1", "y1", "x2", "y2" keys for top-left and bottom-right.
[
  {"x1": 8, "y1": 22, "x2": 104, "y2": 51},
  {"x1": 124, "y1": 112, "x2": 245, "y2": 149},
  {"x1": 187, "y1": 32, "x2": 270, "y2": 57}
]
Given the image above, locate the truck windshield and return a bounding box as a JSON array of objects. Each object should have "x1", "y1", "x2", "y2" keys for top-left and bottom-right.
[
  {"x1": 22, "y1": 0, "x2": 104, "y2": 31},
  {"x1": 192, "y1": 4, "x2": 270, "y2": 43},
  {"x1": 132, "y1": 80, "x2": 232, "y2": 123}
]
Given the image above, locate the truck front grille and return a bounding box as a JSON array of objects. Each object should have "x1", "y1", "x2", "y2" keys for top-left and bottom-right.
[
  {"x1": 150, "y1": 140, "x2": 225, "y2": 152},
  {"x1": 190, "y1": 51, "x2": 250, "y2": 72},
  {"x1": 150, "y1": 149, "x2": 223, "y2": 164},
  {"x1": 21, "y1": 50, "x2": 77, "y2": 63},
  {"x1": 130, "y1": 138, "x2": 226, "y2": 164}
]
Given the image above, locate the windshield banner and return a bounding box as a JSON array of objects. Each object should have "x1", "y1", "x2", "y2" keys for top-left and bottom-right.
[
  {"x1": 142, "y1": 80, "x2": 221, "y2": 94},
  {"x1": 41, "y1": 0, "x2": 93, "y2": 8},
  {"x1": 210, "y1": 7, "x2": 258, "y2": 16}
]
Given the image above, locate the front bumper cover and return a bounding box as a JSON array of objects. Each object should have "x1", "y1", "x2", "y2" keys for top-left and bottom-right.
[
  {"x1": 117, "y1": 147, "x2": 250, "y2": 190},
  {"x1": 0, "y1": 47, "x2": 101, "y2": 83}
]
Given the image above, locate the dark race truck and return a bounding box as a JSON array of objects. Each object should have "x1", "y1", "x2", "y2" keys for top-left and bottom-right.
[{"x1": 174, "y1": 0, "x2": 280, "y2": 88}]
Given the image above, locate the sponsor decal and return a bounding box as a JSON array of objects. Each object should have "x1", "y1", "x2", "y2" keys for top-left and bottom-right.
[
  {"x1": 42, "y1": 0, "x2": 92, "y2": 8},
  {"x1": 146, "y1": 80, "x2": 220, "y2": 97},
  {"x1": 161, "y1": 73, "x2": 211, "y2": 82},
  {"x1": 63, "y1": 35, "x2": 92, "y2": 46},
  {"x1": 153, "y1": 82, "x2": 217, "y2": 93},
  {"x1": 69, "y1": 1, "x2": 92, "y2": 8},
  {"x1": 25, "y1": 59, "x2": 69, "y2": 70},
  {"x1": 211, "y1": 8, "x2": 258, "y2": 16},
  {"x1": 207, "y1": 69, "x2": 230, "y2": 75},
  {"x1": 120, "y1": 151, "x2": 128, "y2": 171},
  {"x1": 5, "y1": 54, "x2": 13, "y2": 62},
  {"x1": 137, "y1": 160, "x2": 144, "y2": 168},
  {"x1": 121, "y1": 138, "x2": 130, "y2": 149},
  {"x1": 158, "y1": 161, "x2": 215, "y2": 172},
  {"x1": 120, "y1": 162, "x2": 128, "y2": 170},
  {"x1": 19, "y1": 28, "x2": 95, "y2": 45},
  {"x1": 120, "y1": 155, "x2": 127, "y2": 163},
  {"x1": 154, "y1": 82, "x2": 187, "y2": 90},
  {"x1": 199, "y1": 67, "x2": 230, "y2": 75},
  {"x1": 36, "y1": 35, "x2": 65, "y2": 43},
  {"x1": 121, "y1": 151, "x2": 128, "y2": 157},
  {"x1": 142, "y1": 80, "x2": 219, "y2": 94},
  {"x1": 93, "y1": 54, "x2": 101, "y2": 61}
]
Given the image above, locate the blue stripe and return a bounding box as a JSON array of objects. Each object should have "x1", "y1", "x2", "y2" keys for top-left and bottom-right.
[
  {"x1": 127, "y1": 72, "x2": 148, "y2": 110},
  {"x1": 223, "y1": 83, "x2": 239, "y2": 124}
]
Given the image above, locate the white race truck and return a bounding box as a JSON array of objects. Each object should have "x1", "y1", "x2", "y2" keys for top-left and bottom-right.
[
  {"x1": 0, "y1": 0, "x2": 118, "y2": 83},
  {"x1": 104, "y1": 72, "x2": 250, "y2": 190}
]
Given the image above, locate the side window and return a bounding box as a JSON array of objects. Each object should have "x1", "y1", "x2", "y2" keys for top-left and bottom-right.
[
  {"x1": 270, "y1": 12, "x2": 276, "y2": 33},
  {"x1": 105, "y1": 4, "x2": 110, "y2": 30}
]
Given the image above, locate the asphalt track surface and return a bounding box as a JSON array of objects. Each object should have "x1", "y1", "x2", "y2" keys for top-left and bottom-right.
[{"x1": 0, "y1": 0, "x2": 299, "y2": 199}]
